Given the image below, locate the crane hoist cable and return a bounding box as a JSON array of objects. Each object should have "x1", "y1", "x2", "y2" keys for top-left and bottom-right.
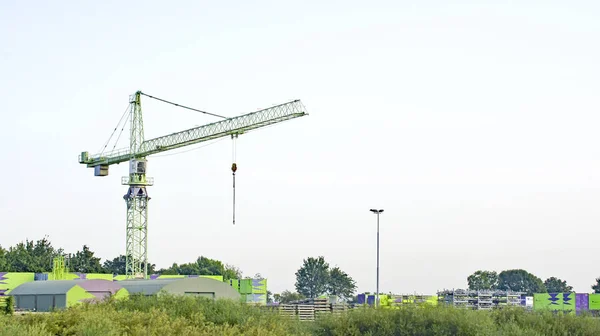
[
  {"x1": 139, "y1": 92, "x2": 228, "y2": 119},
  {"x1": 98, "y1": 104, "x2": 131, "y2": 155},
  {"x1": 231, "y1": 134, "x2": 238, "y2": 225}
]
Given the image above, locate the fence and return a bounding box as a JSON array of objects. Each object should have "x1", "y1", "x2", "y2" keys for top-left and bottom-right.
[{"x1": 268, "y1": 298, "x2": 350, "y2": 321}]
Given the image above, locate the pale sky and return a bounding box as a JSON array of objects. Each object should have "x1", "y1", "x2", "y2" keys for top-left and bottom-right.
[{"x1": 2, "y1": 0, "x2": 600, "y2": 295}]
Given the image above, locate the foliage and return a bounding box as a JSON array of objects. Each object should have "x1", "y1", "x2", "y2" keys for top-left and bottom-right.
[
  {"x1": 467, "y1": 270, "x2": 499, "y2": 290},
  {"x1": 3, "y1": 296, "x2": 14, "y2": 316},
  {"x1": 544, "y1": 277, "x2": 573, "y2": 293},
  {"x1": 4, "y1": 296, "x2": 600, "y2": 335},
  {"x1": 0, "y1": 237, "x2": 244, "y2": 279},
  {"x1": 68, "y1": 245, "x2": 105, "y2": 274},
  {"x1": 497, "y1": 269, "x2": 546, "y2": 295},
  {"x1": 102, "y1": 254, "x2": 156, "y2": 275},
  {"x1": 1, "y1": 237, "x2": 62, "y2": 273},
  {"x1": 295, "y1": 256, "x2": 356, "y2": 300},
  {"x1": 275, "y1": 290, "x2": 306, "y2": 303},
  {"x1": 295, "y1": 256, "x2": 330, "y2": 298},
  {"x1": 314, "y1": 306, "x2": 600, "y2": 336},
  {"x1": 327, "y1": 267, "x2": 357, "y2": 300},
  {"x1": 156, "y1": 257, "x2": 242, "y2": 280},
  {"x1": 102, "y1": 255, "x2": 127, "y2": 275},
  {"x1": 592, "y1": 277, "x2": 600, "y2": 293}
]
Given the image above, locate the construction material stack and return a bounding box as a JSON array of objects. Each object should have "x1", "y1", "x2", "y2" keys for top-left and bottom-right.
[{"x1": 232, "y1": 278, "x2": 268, "y2": 305}]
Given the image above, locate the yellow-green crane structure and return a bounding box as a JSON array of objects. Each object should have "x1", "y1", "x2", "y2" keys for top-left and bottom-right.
[{"x1": 78, "y1": 91, "x2": 308, "y2": 279}]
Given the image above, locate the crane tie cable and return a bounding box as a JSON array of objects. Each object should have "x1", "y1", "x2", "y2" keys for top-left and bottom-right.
[{"x1": 139, "y1": 92, "x2": 228, "y2": 119}]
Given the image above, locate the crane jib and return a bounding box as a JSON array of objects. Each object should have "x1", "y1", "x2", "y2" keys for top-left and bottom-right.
[{"x1": 80, "y1": 103, "x2": 306, "y2": 167}]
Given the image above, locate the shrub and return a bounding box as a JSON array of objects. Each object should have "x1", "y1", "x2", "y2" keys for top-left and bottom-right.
[{"x1": 1, "y1": 296, "x2": 600, "y2": 335}]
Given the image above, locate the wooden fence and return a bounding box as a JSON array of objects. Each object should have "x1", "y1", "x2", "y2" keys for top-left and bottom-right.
[{"x1": 269, "y1": 298, "x2": 350, "y2": 321}]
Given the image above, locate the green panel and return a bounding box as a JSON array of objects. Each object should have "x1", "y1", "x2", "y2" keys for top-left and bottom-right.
[
  {"x1": 251, "y1": 279, "x2": 267, "y2": 294},
  {"x1": 113, "y1": 275, "x2": 128, "y2": 281},
  {"x1": 240, "y1": 279, "x2": 252, "y2": 294},
  {"x1": 230, "y1": 279, "x2": 240, "y2": 292},
  {"x1": 563, "y1": 292, "x2": 575, "y2": 311},
  {"x1": 157, "y1": 275, "x2": 185, "y2": 279},
  {"x1": 66, "y1": 285, "x2": 95, "y2": 307},
  {"x1": 589, "y1": 294, "x2": 600, "y2": 310},
  {"x1": 534, "y1": 293, "x2": 564, "y2": 311},
  {"x1": 0, "y1": 273, "x2": 35, "y2": 295},
  {"x1": 200, "y1": 275, "x2": 223, "y2": 282},
  {"x1": 85, "y1": 274, "x2": 113, "y2": 280},
  {"x1": 113, "y1": 288, "x2": 129, "y2": 301},
  {"x1": 48, "y1": 273, "x2": 79, "y2": 281}
]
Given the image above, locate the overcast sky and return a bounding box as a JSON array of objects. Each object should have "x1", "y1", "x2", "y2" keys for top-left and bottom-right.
[{"x1": 2, "y1": 0, "x2": 600, "y2": 295}]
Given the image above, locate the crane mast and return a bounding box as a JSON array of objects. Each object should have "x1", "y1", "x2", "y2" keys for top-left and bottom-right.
[
  {"x1": 79, "y1": 91, "x2": 307, "y2": 279},
  {"x1": 123, "y1": 91, "x2": 151, "y2": 278}
]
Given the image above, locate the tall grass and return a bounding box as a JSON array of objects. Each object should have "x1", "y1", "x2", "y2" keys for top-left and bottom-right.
[{"x1": 1, "y1": 295, "x2": 600, "y2": 335}]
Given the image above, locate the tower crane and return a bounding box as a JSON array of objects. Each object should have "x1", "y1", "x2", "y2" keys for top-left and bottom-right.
[{"x1": 78, "y1": 91, "x2": 308, "y2": 279}]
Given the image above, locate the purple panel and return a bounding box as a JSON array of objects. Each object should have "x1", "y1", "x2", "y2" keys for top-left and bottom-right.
[
  {"x1": 367, "y1": 295, "x2": 375, "y2": 305},
  {"x1": 189, "y1": 275, "x2": 199, "y2": 278},
  {"x1": 73, "y1": 273, "x2": 87, "y2": 280},
  {"x1": 150, "y1": 274, "x2": 160, "y2": 280},
  {"x1": 357, "y1": 293, "x2": 365, "y2": 304},
  {"x1": 576, "y1": 293, "x2": 589, "y2": 311},
  {"x1": 0, "y1": 272, "x2": 7, "y2": 285}
]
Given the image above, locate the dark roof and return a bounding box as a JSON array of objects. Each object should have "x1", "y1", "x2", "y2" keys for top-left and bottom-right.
[
  {"x1": 118, "y1": 279, "x2": 178, "y2": 295},
  {"x1": 9, "y1": 280, "x2": 83, "y2": 295}
]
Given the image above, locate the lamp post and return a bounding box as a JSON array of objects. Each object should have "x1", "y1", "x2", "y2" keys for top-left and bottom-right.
[{"x1": 369, "y1": 208, "x2": 384, "y2": 307}]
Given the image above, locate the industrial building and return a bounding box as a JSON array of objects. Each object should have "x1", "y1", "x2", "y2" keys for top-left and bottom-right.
[
  {"x1": 119, "y1": 277, "x2": 241, "y2": 300},
  {"x1": 9, "y1": 279, "x2": 128, "y2": 312}
]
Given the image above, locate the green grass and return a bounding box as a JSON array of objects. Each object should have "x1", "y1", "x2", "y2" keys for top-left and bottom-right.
[{"x1": 2, "y1": 296, "x2": 600, "y2": 335}]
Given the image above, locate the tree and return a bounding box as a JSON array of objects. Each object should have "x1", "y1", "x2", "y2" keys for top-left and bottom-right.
[
  {"x1": 5, "y1": 237, "x2": 61, "y2": 272},
  {"x1": 267, "y1": 290, "x2": 273, "y2": 303},
  {"x1": 0, "y1": 246, "x2": 8, "y2": 272},
  {"x1": 69, "y1": 245, "x2": 105, "y2": 273},
  {"x1": 275, "y1": 290, "x2": 305, "y2": 303},
  {"x1": 102, "y1": 255, "x2": 155, "y2": 275},
  {"x1": 467, "y1": 270, "x2": 499, "y2": 290},
  {"x1": 591, "y1": 278, "x2": 600, "y2": 293},
  {"x1": 295, "y1": 256, "x2": 330, "y2": 298},
  {"x1": 224, "y1": 265, "x2": 243, "y2": 280},
  {"x1": 155, "y1": 256, "x2": 241, "y2": 279},
  {"x1": 498, "y1": 269, "x2": 546, "y2": 295},
  {"x1": 103, "y1": 255, "x2": 126, "y2": 275},
  {"x1": 544, "y1": 277, "x2": 573, "y2": 293},
  {"x1": 327, "y1": 267, "x2": 357, "y2": 300}
]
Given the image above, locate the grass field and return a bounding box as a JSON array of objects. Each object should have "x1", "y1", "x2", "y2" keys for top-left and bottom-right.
[{"x1": 2, "y1": 295, "x2": 600, "y2": 335}]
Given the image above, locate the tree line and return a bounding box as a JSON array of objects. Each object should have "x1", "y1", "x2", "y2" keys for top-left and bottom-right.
[
  {"x1": 467, "y1": 269, "x2": 600, "y2": 295},
  {"x1": 0, "y1": 237, "x2": 240, "y2": 279},
  {"x1": 0, "y1": 237, "x2": 359, "y2": 303}
]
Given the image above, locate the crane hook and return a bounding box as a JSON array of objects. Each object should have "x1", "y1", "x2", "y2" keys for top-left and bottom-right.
[
  {"x1": 232, "y1": 163, "x2": 237, "y2": 225},
  {"x1": 231, "y1": 134, "x2": 238, "y2": 225}
]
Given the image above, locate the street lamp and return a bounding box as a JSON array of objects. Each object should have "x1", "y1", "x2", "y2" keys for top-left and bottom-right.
[{"x1": 370, "y1": 208, "x2": 384, "y2": 307}]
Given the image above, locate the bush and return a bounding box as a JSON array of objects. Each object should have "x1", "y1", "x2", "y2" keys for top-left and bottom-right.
[
  {"x1": 1, "y1": 296, "x2": 600, "y2": 335},
  {"x1": 3, "y1": 296, "x2": 14, "y2": 316}
]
